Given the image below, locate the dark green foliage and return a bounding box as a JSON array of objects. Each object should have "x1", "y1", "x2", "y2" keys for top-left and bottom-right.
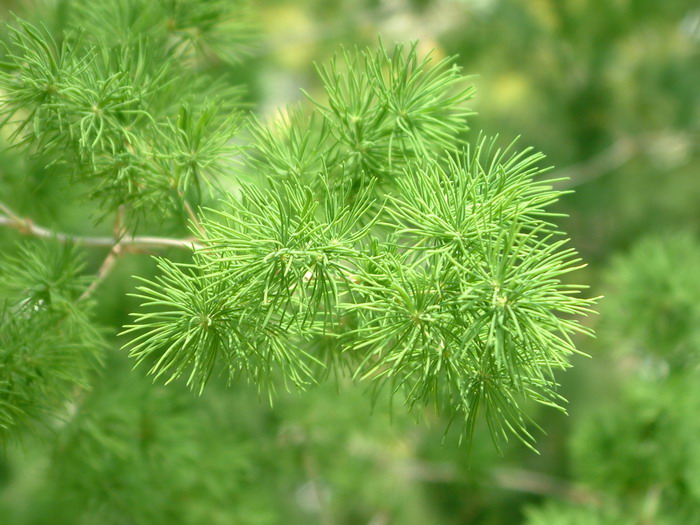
[
  {"x1": 46, "y1": 368, "x2": 265, "y2": 525},
  {"x1": 0, "y1": 241, "x2": 102, "y2": 438},
  {"x1": 571, "y1": 376, "x2": 700, "y2": 517},
  {"x1": 556, "y1": 234, "x2": 700, "y2": 524},
  {"x1": 599, "y1": 233, "x2": 700, "y2": 366}
]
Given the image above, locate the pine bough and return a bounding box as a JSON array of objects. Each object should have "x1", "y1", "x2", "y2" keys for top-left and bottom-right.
[{"x1": 0, "y1": 9, "x2": 594, "y2": 450}]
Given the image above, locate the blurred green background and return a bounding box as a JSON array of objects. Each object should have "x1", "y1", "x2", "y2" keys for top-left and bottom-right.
[{"x1": 1, "y1": 0, "x2": 699, "y2": 523}]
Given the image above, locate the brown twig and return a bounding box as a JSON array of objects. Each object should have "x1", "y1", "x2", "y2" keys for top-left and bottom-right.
[
  {"x1": 78, "y1": 207, "x2": 126, "y2": 301},
  {"x1": 182, "y1": 198, "x2": 206, "y2": 237},
  {"x1": 1, "y1": 202, "x2": 205, "y2": 301},
  {"x1": 0, "y1": 208, "x2": 203, "y2": 251},
  {"x1": 79, "y1": 242, "x2": 123, "y2": 301}
]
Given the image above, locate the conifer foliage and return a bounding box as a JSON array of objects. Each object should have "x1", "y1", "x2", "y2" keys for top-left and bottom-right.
[
  {"x1": 524, "y1": 233, "x2": 700, "y2": 524},
  {"x1": 0, "y1": 241, "x2": 102, "y2": 437},
  {"x1": 0, "y1": 0, "x2": 594, "y2": 452}
]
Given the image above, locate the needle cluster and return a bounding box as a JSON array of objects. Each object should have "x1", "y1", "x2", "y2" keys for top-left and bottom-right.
[
  {"x1": 0, "y1": 12, "x2": 245, "y2": 222},
  {"x1": 124, "y1": 43, "x2": 595, "y2": 449}
]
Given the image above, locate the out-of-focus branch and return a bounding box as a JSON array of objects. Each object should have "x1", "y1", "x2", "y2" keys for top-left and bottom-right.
[
  {"x1": 553, "y1": 131, "x2": 694, "y2": 190},
  {"x1": 554, "y1": 137, "x2": 638, "y2": 190},
  {"x1": 402, "y1": 460, "x2": 600, "y2": 506},
  {"x1": 491, "y1": 467, "x2": 600, "y2": 505}
]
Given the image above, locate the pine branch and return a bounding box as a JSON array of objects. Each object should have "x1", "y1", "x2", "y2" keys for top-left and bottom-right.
[
  {"x1": 120, "y1": 41, "x2": 596, "y2": 450},
  {"x1": 0, "y1": 8, "x2": 595, "y2": 451}
]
